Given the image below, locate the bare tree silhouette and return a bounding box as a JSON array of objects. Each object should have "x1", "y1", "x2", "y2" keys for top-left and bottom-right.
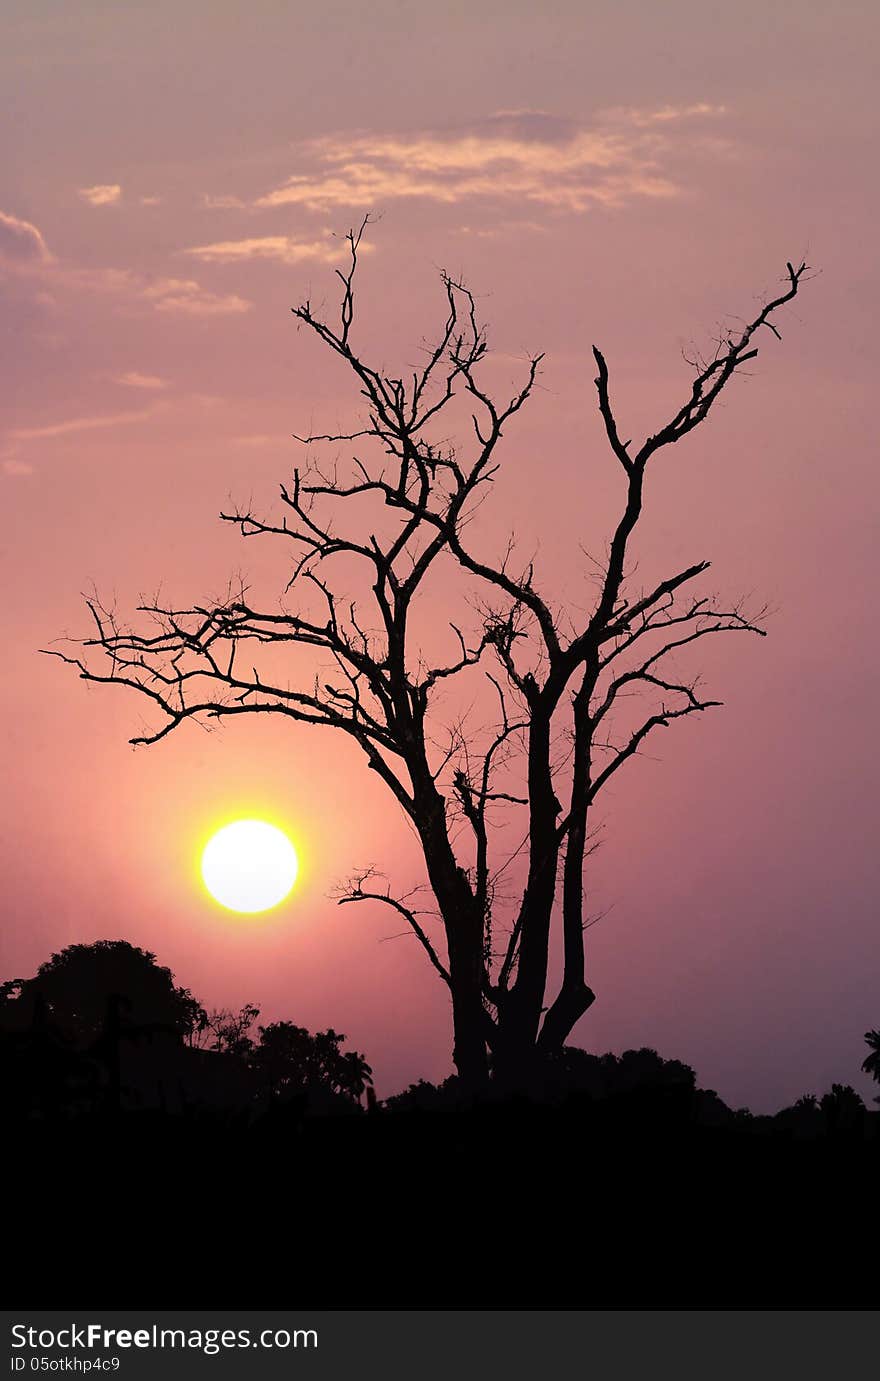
[
  {"x1": 191, "y1": 1003, "x2": 260, "y2": 1056},
  {"x1": 47, "y1": 222, "x2": 810, "y2": 1088}
]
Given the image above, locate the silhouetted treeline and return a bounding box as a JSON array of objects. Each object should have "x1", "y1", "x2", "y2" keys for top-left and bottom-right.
[
  {"x1": 2, "y1": 940, "x2": 876, "y2": 1138},
  {"x1": 387, "y1": 1051, "x2": 878, "y2": 1143},
  {"x1": 0, "y1": 940, "x2": 372, "y2": 1121}
]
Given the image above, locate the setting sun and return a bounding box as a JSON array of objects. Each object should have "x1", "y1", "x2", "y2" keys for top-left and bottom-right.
[{"x1": 200, "y1": 819, "x2": 299, "y2": 914}]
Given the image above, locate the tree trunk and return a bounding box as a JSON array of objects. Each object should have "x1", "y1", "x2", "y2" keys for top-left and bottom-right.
[
  {"x1": 448, "y1": 944, "x2": 490, "y2": 1092},
  {"x1": 495, "y1": 702, "x2": 560, "y2": 1082},
  {"x1": 414, "y1": 776, "x2": 490, "y2": 1091},
  {"x1": 536, "y1": 979, "x2": 595, "y2": 1055},
  {"x1": 537, "y1": 681, "x2": 596, "y2": 1055}
]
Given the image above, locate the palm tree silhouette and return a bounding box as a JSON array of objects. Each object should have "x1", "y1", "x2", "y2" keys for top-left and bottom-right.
[{"x1": 862, "y1": 1029, "x2": 880, "y2": 1086}]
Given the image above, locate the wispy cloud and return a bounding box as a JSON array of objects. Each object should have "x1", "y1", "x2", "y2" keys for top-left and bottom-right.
[
  {"x1": 455, "y1": 220, "x2": 548, "y2": 239},
  {"x1": 183, "y1": 235, "x2": 354, "y2": 266},
  {"x1": 240, "y1": 105, "x2": 727, "y2": 216},
  {"x1": 115, "y1": 371, "x2": 168, "y2": 390},
  {"x1": 0, "y1": 210, "x2": 53, "y2": 264},
  {"x1": 67, "y1": 268, "x2": 251, "y2": 315},
  {"x1": 232, "y1": 433, "x2": 283, "y2": 447},
  {"x1": 78, "y1": 184, "x2": 122, "y2": 207},
  {"x1": 3, "y1": 404, "x2": 166, "y2": 477},
  {"x1": 9, "y1": 406, "x2": 160, "y2": 443},
  {"x1": 8, "y1": 252, "x2": 254, "y2": 318},
  {"x1": 618, "y1": 102, "x2": 727, "y2": 126},
  {"x1": 140, "y1": 277, "x2": 252, "y2": 315}
]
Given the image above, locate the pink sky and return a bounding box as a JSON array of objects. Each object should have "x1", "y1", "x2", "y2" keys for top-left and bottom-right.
[{"x1": 2, "y1": 1, "x2": 878, "y2": 1108}]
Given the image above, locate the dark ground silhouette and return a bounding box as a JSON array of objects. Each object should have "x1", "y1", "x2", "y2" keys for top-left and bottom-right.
[{"x1": 4, "y1": 941, "x2": 877, "y2": 1307}]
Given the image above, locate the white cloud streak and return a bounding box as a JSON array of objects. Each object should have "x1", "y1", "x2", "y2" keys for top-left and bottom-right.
[
  {"x1": 141, "y1": 277, "x2": 252, "y2": 315},
  {"x1": 115, "y1": 371, "x2": 168, "y2": 390},
  {"x1": 239, "y1": 105, "x2": 728, "y2": 216},
  {"x1": 78, "y1": 184, "x2": 122, "y2": 207},
  {"x1": 10, "y1": 406, "x2": 159, "y2": 443},
  {"x1": 0, "y1": 210, "x2": 53, "y2": 264},
  {"x1": 183, "y1": 235, "x2": 355, "y2": 266}
]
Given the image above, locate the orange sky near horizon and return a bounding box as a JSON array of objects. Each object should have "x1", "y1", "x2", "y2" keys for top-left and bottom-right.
[{"x1": 2, "y1": 1, "x2": 878, "y2": 1109}]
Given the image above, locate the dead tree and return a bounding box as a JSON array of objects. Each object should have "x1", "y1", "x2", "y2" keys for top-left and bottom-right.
[{"x1": 47, "y1": 220, "x2": 809, "y2": 1089}]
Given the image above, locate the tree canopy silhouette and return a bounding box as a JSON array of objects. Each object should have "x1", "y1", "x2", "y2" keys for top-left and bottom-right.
[
  {"x1": 3, "y1": 940, "x2": 204, "y2": 1047},
  {"x1": 1, "y1": 942, "x2": 374, "y2": 1117},
  {"x1": 862, "y1": 1029, "x2": 880, "y2": 1103},
  {"x1": 252, "y1": 1022, "x2": 373, "y2": 1105},
  {"x1": 48, "y1": 224, "x2": 811, "y2": 1088}
]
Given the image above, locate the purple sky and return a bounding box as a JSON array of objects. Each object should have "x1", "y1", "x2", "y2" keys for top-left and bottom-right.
[{"x1": 2, "y1": 1, "x2": 878, "y2": 1108}]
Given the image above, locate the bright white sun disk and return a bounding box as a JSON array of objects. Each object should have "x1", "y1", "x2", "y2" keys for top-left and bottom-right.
[{"x1": 201, "y1": 819, "x2": 299, "y2": 914}]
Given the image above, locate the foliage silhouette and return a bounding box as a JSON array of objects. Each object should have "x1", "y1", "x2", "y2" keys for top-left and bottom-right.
[
  {"x1": 819, "y1": 1082, "x2": 867, "y2": 1136},
  {"x1": 863, "y1": 1028, "x2": 880, "y2": 1102},
  {"x1": 252, "y1": 1021, "x2": 373, "y2": 1106},
  {"x1": 3, "y1": 941, "x2": 873, "y2": 1143},
  {"x1": 1, "y1": 940, "x2": 204, "y2": 1045},
  {"x1": 0, "y1": 941, "x2": 371, "y2": 1119}
]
